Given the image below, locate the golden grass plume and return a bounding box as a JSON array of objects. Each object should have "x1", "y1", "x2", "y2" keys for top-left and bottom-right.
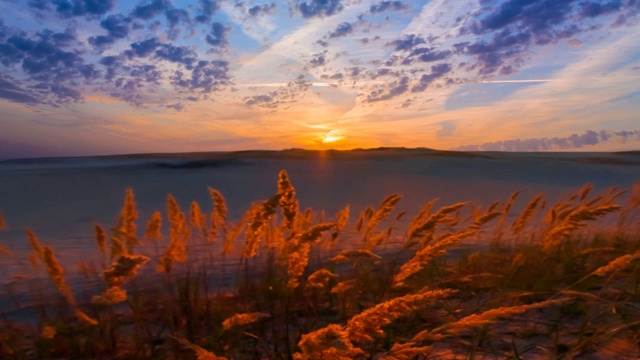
[
  {"x1": 173, "y1": 336, "x2": 229, "y2": 360},
  {"x1": 346, "y1": 288, "x2": 455, "y2": 343},
  {"x1": 222, "y1": 312, "x2": 271, "y2": 330},
  {"x1": 277, "y1": 169, "x2": 299, "y2": 230}
]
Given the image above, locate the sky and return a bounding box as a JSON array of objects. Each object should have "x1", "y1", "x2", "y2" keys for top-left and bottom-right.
[{"x1": 0, "y1": 0, "x2": 639, "y2": 158}]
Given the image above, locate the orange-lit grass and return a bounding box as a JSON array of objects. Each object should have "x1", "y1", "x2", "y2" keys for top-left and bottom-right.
[{"x1": 0, "y1": 174, "x2": 639, "y2": 359}]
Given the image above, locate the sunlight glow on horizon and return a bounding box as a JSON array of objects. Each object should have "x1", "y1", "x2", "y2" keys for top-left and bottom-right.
[{"x1": 0, "y1": 0, "x2": 639, "y2": 158}]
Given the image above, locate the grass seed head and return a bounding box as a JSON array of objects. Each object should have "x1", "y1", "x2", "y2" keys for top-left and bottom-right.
[{"x1": 222, "y1": 312, "x2": 271, "y2": 330}]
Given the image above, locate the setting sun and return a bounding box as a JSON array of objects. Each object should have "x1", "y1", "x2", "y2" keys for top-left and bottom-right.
[{"x1": 321, "y1": 130, "x2": 345, "y2": 144}]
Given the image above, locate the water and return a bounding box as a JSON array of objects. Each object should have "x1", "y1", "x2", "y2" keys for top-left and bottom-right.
[{"x1": 0, "y1": 148, "x2": 638, "y2": 288}]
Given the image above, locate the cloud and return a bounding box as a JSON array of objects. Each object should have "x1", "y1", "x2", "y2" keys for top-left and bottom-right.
[
  {"x1": 131, "y1": 0, "x2": 170, "y2": 20},
  {"x1": 196, "y1": 0, "x2": 219, "y2": 23},
  {"x1": 155, "y1": 43, "x2": 197, "y2": 66},
  {"x1": 411, "y1": 63, "x2": 452, "y2": 92},
  {"x1": 46, "y1": 0, "x2": 115, "y2": 18},
  {"x1": 206, "y1": 22, "x2": 228, "y2": 47},
  {"x1": 247, "y1": 3, "x2": 276, "y2": 16},
  {"x1": 88, "y1": 14, "x2": 131, "y2": 49},
  {"x1": 296, "y1": 0, "x2": 344, "y2": 18},
  {"x1": 328, "y1": 22, "x2": 353, "y2": 38},
  {"x1": 365, "y1": 76, "x2": 409, "y2": 102},
  {"x1": 244, "y1": 75, "x2": 312, "y2": 109},
  {"x1": 581, "y1": 1, "x2": 623, "y2": 18},
  {"x1": 165, "y1": 8, "x2": 189, "y2": 27},
  {"x1": 0, "y1": 75, "x2": 40, "y2": 104},
  {"x1": 126, "y1": 37, "x2": 162, "y2": 58},
  {"x1": 388, "y1": 34, "x2": 426, "y2": 51},
  {"x1": 453, "y1": 129, "x2": 640, "y2": 151},
  {"x1": 370, "y1": 1, "x2": 407, "y2": 14},
  {"x1": 171, "y1": 60, "x2": 230, "y2": 93}
]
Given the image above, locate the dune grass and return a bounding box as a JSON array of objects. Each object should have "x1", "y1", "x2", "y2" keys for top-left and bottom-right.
[{"x1": 1, "y1": 170, "x2": 640, "y2": 359}]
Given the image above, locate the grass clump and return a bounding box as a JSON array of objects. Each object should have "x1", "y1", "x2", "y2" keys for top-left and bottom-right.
[{"x1": 0, "y1": 173, "x2": 639, "y2": 359}]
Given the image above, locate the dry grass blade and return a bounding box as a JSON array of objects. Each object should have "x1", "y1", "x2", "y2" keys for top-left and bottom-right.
[
  {"x1": 394, "y1": 231, "x2": 475, "y2": 286},
  {"x1": 25, "y1": 228, "x2": 44, "y2": 257},
  {"x1": 406, "y1": 202, "x2": 469, "y2": 247},
  {"x1": 173, "y1": 336, "x2": 229, "y2": 360},
  {"x1": 158, "y1": 195, "x2": 190, "y2": 272},
  {"x1": 365, "y1": 194, "x2": 402, "y2": 239},
  {"x1": 377, "y1": 342, "x2": 432, "y2": 360},
  {"x1": 208, "y1": 187, "x2": 228, "y2": 241},
  {"x1": 103, "y1": 254, "x2": 149, "y2": 287},
  {"x1": 356, "y1": 206, "x2": 374, "y2": 233},
  {"x1": 470, "y1": 210, "x2": 503, "y2": 230},
  {"x1": 330, "y1": 279, "x2": 358, "y2": 294},
  {"x1": 503, "y1": 191, "x2": 521, "y2": 214},
  {"x1": 331, "y1": 204, "x2": 350, "y2": 240},
  {"x1": 222, "y1": 312, "x2": 271, "y2": 330},
  {"x1": 300, "y1": 222, "x2": 336, "y2": 243},
  {"x1": 94, "y1": 224, "x2": 107, "y2": 255},
  {"x1": 414, "y1": 298, "x2": 569, "y2": 341},
  {"x1": 511, "y1": 193, "x2": 544, "y2": 235},
  {"x1": 0, "y1": 245, "x2": 11, "y2": 255},
  {"x1": 278, "y1": 170, "x2": 299, "y2": 230},
  {"x1": 144, "y1": 211, "x2": 162, "y2": 240},
  {"x1": 331, "y1": 249, "x2": 381, "y2": 263},
  {"x1": 91, "y1": 286, "x2": 127, "y2": 305},
  {"x1": 591, "y1": 250, "x2": 640, "y2": 277},
  {"x1": 244, "y1": 195, "x2": 281, "y2": 258},
  {"x1": 189, "y1": 201, "x2": 206, "y2": 235},
  {"x1": 346, "y1": 289, "x2": 455, "y2": 343},
  {"x1": 115, "y1": 189, "x2": 138, "y2": 252},
  {"x1": 543, "y1": 204, "x2": 621, "y2": 251},
  {"x1": 294, "y1": 324, "x2": 365, "y2": 360},
  {"x1": 42, "y1": 246, "x2": 76, "y2": 305},
  {"x1": 306, "y1": 268, "x2": 337, "y2": 289}
]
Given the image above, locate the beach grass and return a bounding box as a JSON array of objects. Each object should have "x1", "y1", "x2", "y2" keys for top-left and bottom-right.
[{"x1": 1, "y1": 170, "x2": 639, "y2": 359}]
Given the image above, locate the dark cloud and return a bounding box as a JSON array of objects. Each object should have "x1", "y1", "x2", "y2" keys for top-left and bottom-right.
[
  {"x1": 0, "y1": 43, "x2": 24, "y2": 66},
  {"x1": 244, "y1": 93, "x2": 279, "y2": 108},
  {"x1": 171, "y1": 60, "x2": 230, "y2": 93},
  {"x1": 88, "y1": 14, "x2": 131, "y2": 49},
  {"x1": 297, "y1": 0, "x2": 344, "y2": 18},
  {"x1": 455, "y1": 29, "x2": 531, "y2": 75},
  {"x1": 581, "y1": 1, "x2": 622, "y2": 17},
  {"x1": 365, "y1": 76, "x2": 409, "y2": 102},
  {"x1": 165, "y1": 8, "x2": 189, "y2": 27},
  {"x1": 0, "y1": 76, "x2": 40, "y2": 104},
  {"x1": 79, "y1": 64, "x2": 101, "y2": 80},
  {"x1": 37, "y1": 29, "x2": 76, "y2": 47},
  {"x1": 248, "y1": 3, "x2": 276, "y2": 16},
  {"x1": 129, "y1": 64, "x2": 162, "y2": 85},
  {"x1": 453, "y1": 130, "x2": 640, "y2": 151},
  {"x1": 370, "y1": 1, "x2": 407, "y2": 13},
  {"x1": 196, "y1": 0, "x2": 219, "y2": 23},
  {"x1": 244, "y1": 75, "x2": 311, "y2": 109},
  {"x1": 100, "y1": 14, "x2": 131, "y2": 38},
  {"x1": 155, "y1": 43, "x2": 197, "y2": 66},
  {"x1": 328, "y1": 22, "x2": 353, "y2": 38},
  {"x1": 309, "y1": 53, "x2": 327, "y2": 67},
  {"x1": 206, "y1": 22, "x2": 228, "y2": 47},
  {"x1": 411, "y1": 63, "x2": 452, "y2": 92},
  {"x1": 27, "y1": 0, "x2": 50, "y2": 10},
  {"x1": 412, "y1": 47, "x2": 451, "y2": 62},
  {"x1": 132, "y1": 0, "x2": 169, "y2": 20},
  {"x1": 452, "y1": 0, "x2": 638, "y2": 78},
  {"x1": 126, "y1": 37, "x2": 162, "y2": 58},
  {"x1": 48, "y1": 0, "x2": 115, "y2": 17},
  {"x1": 166, "y1": 103, "x2": 184, "y2": 111},
  {"x1": 388, "y1": 34, "x2": 426, "y2": 51}
]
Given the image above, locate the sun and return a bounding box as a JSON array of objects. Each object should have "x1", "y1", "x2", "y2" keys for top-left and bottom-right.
[{"x1": 322, "y1": 130, "x2": 345, "y2": 144}]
